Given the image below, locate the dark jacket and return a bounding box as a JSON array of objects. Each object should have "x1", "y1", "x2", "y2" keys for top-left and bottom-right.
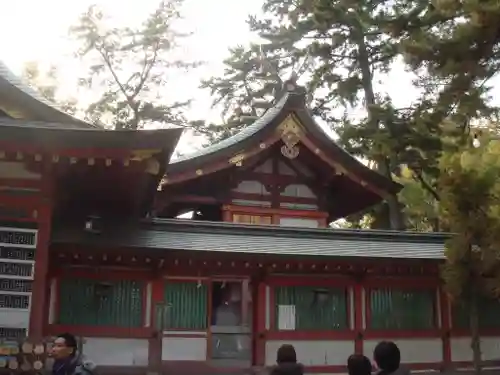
[
  {"x1": 269, "y1": 363, "x2": 304, "y2": 375},
  {"x1": 47, "y1": 354, "x2": 96, "y2": 375}
]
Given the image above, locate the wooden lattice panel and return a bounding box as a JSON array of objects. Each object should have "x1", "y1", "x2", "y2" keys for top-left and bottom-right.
[
  {"x1": 0, "y1": 228, "x2": 37, "y2": 335},
  {"x1": 0, "y1": 228, "x2": 37, "y2": 248}
]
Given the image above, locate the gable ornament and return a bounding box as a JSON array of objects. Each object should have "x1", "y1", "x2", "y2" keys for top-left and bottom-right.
[{"x1": 278, "y1": 115, "x2": 303, "y2": 159}]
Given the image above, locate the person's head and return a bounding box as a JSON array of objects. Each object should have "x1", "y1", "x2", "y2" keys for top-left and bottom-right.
[
  {"x1": 348, "y1": 354, "x2": 372, "y2": 375},
  {"x1": 51, "y1": 333, "x2": 78, "y2": 359},
  {"x1": 373, "y1": 341, "x2": 400, "y2": 373},
  {"x1": 276, "y1": 344, "x2": 297, "y2": 364}
]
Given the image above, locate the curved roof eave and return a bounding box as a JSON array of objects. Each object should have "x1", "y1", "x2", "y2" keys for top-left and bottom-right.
[
  {"x1": 171, "y1": 92, "x2": 292, "y2": 165},
  {"x1": 0, "y1": 61, "x2": 101, "y2": 129},
  {"x1": 0, "y1": 119, "x2": 184, "y2": 155},
  {"x1": 167, "y1": 85, "x2": 401, "y2": 196},
  {"x1": 293, "y1": 107, "x2": 402, "y2": 195}
]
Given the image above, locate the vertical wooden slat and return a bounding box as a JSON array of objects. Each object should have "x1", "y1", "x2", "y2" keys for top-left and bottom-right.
[
  {"x1": 164, "y1": 281, "x2": 208, "y2": 329},
  {"x1": 274, "y1": 286, "x2": 348, "y2": 330},
  {"x1": 58, "y1": 279, "x2": 144, "y2": 327},
  {"x1": 369, "y1": 288, "x2": 435, "y2": 330}
]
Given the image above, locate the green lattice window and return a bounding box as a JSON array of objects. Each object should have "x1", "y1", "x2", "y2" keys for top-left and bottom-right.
[
  {"x1": 369, "y1": 288, "x2": 436, "y2": 330},
  {"x1": 274, "y1": 286, "x2": 348, "y2": 330},
  {"x1": 164, "y1": 281, "x2": 208, "y2": 330},
  {"x1": 58, "y1": 279, "x2": 144, "y2": 327},
  {"x1": 452, "y1": 297, "x2": 500, "y2": 329}
]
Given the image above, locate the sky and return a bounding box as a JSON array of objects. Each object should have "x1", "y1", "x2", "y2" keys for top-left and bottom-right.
[
  {"x1": 1, "y1": 0, "x2": 500, "y2": 154},
  {"x1": 0, "y1": 0, "x2": 265, "y2": 153}
]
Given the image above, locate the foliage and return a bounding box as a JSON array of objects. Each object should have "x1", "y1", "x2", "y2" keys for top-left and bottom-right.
[
  {"x1": 197, "y1": 43, "x2": 291, "y2": 143},
  {"x1": 396, "y1": 167, "x2": 439, "y2": 232},
  {"x1": 390, "y1": 0, "x2": 500, "y2": 197},
  {"x1": 201, "y1": 0, "x2": 410, "y2": 229},
  {"x1": 395, "y1": 0, "x2": 500, "y2": 124},
  {"x1": 22, "y1": 62, "x2": 78, "y2": 116},
  {"x1": 440, "y1": 137, "x2": 500, "y2": 372},
  {"x1": 70, "y1": 0, "x2": 199, "y2": 129}
]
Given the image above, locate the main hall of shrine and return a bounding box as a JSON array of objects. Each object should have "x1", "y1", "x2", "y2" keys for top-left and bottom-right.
[{"x1": 0, "y1": 61, "x2": 498, "y2": 374}]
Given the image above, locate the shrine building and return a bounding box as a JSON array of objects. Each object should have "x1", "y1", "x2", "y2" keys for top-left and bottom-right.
[{"x1": 0, "y1": 61, "x2": 499, "y2": 374}]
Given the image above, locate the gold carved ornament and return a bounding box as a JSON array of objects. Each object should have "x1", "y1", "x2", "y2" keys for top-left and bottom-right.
[
  {"x1": 229, "y1": 153, "x2": 246, "y2": 167},
  {"x1": 278, "y1": 115, "x2": 303, "y2": 159},
  {"x1": 131, "y1": 149, "x2": 162, "y2": 175}
]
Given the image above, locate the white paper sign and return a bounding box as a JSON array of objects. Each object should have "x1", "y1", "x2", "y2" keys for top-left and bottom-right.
[{"x1": 278, "y1": 305, "x2": 296, "y2": 330}]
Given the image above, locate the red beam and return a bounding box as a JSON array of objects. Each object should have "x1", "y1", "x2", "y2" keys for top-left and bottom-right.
[
  {"x1": 55, "y1": 268, "x2": 153, "y2": 280},
  {"x1": 266, "y1": 275, "x2": 353, "y2": 287},
  {"x1": 164, "y1": 133, "x2": 282, "y2": 185},
  {"x1": 235, "y1": 171, "x2": 315, "y2": 185},
  {"x1": 0, "y1": 193, "x2": 41, "y2": 206},
  {"x1": 265, "y1": 330, "x2": 356, "y2": 340},
  {"x1": 45, "y1": 324, "x2": 151, "y2": 338},
  {"x1": 169, "y1": 195, "x2": 218, "y2": 204},
  {"x1": 0, "y1": 145, "x2": 138, "y2": 159},
  {"x1": 0, "y1": 179, "x2": 42, "y2": 189},
  {"x1": 231, "y1": 192, "x2": 317, "y2": 205},
  {"x1": 166, "y1": 192, "x2": 318, "y2": 206},
  {"x1": 223, "y1": 204, "x2": 328, "y2": 218}
]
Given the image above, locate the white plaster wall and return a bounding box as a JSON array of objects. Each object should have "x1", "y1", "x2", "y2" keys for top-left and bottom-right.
[
  {"x1": 265, "y1": 340, "x2": 354, "y2": 366},
  {"x1": 451, "y1": 337, "x2": 500, "y2": 362},
  {"x1": 255, "y1": 160, "x2": 273, "y2": 174},
  {"x1": 281, "y1": 184, "x2": 316, "y2": 198},
  {"x1": 0, "y1": 308, "x2": 29, "y2": 328},
  {"x1": 162, "y1": 336, "x2": 207, "y2": 361},
  {"x1": 82, "y1": 338, "x2": 149, "y2": 366},
  {"x1": 278, "y1": 161, "x2": 296, "y2": 176},
  {"x1": 364, "y1": 339, "x2": 443, "y2": 364},
  {"x1": 0, "y1": 161, "x2": 41, "y2": 179},
  {"x1": 233, "y1": 181, "x2": 270, "y2": 195}
]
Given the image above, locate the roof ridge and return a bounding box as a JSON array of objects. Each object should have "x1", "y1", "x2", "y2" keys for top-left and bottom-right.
[{"x1": 144, "y1": 218, "x2": 451, "y2": 242}]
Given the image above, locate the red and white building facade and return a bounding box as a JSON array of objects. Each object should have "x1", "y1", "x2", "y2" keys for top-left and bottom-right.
[{"x1": 0, "y1": 65, "x2": 498, "y2": 374}]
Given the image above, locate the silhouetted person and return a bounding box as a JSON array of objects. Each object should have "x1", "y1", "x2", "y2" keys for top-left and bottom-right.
[
  {"x1": 348, "y1": 354, "x2": 373, "y2": 375},
  {"x1": 373, "y1": 341, "x2": 409, "y2": 375},
  {"x1": 48, "y1": 333, "x2": 96, "y2": 375},
  {"x1": 269, "y1": 344, "x2": 304, "y2": 375}
]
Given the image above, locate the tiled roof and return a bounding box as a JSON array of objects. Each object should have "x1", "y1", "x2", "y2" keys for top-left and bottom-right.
[
  {"x1": 172, "y1": 93, "x2": 291, "y2": 163},
  {"x1": 0, "y1": 61, "x2": 99, "y2": 128},
  {"x1": 52, "y1": 219, "x2": 448, "y2": 260},
  {"x1": 0, "y1": 117, "x2": 96, "y2": 130},
  {"x1": 0, "y1": 119, "x2": 183, "y2": 150}
]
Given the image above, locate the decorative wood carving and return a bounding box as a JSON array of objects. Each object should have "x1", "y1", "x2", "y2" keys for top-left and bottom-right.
[
  {"x1": 229, "y1": 153, "x2": 246, "y2": 167},
  {"x1": 130, "y1": 149, "x2": 161, "y2": 161},
  {"x1": 277, "y1": 115, "x2": 304, "y2": 159}
]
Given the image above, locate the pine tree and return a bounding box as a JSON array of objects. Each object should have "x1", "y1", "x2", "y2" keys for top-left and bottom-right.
[
  {"x1": 199, "y1": 43, "x2": 301, "y2": 143},
  {"x1": 247, "y1": 0, "x2": 406, "y2": 229}
]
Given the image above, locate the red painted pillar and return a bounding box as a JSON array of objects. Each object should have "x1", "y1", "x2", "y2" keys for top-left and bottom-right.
[
  {"x1": 148, "y1": 277, "x2": 164, "y2": 373},
  {"x1": 29, "y1": 161, "x2": 54, "y2": 340},
  {"x1": 440, "y1": 288, "x2": 452, "y2": 369},
  {"x1": 255, "y1": 281, "x2": 267, "y2": 366},
  {"x1": 353, "y1": 283, "x2": 364, "y2": 354},
  {"x1": 29, "y1": 203, "x2": 52, "y2": 339}
]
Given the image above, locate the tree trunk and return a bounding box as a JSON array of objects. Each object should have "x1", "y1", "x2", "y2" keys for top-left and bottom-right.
[
  {"x1": 469, "y1": 294, "x2": 482, "y2": 375},
  {"x1": 356, "y1": 34, "x2": 405, "y2": 230}
]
